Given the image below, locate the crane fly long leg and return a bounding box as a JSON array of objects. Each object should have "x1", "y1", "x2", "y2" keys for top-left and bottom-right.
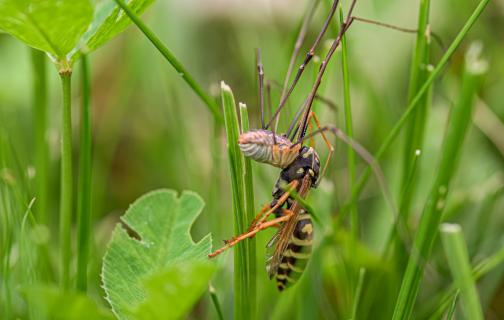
[
  {"x1": 247, "y1": 203, "x2": 271, "y2": 232},
  {"x1": 208, "y1": 209, "x2": 295, "y2": 258},
  {"x1": 256, "y1": 48, "x2": 266, "y2": 130},
  {"x1": 308, "y1": 117, "x2": 315, "y2": 148},
  {"x1": 267, "y1": 0, "x2": 340, "y2": 130},
  {"x1": 296, "y1": 0, "x2": 357, "y2": 143},
  {"x1": 308, "y1": 111, "x2": 334, "y2": 184}
]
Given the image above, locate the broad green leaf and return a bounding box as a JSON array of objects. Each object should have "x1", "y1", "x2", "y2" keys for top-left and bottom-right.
[
  {"x1": 0, "y1": 0, "x2": 93, "y2": 61},
  {"x1": 23, "y1": 285, "x2": 114, "y2": 320},
  {"x1": 79, "y1": 0, "x2": 154, "y2": 54},
  {"x1": 102, "y1": 189, "x2": 213, "y2": 320},
  {"x1": 132, "y1": 262, "x2": 215, "y2": 320}
]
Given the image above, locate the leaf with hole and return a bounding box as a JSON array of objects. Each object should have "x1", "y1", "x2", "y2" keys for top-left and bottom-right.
[{"x1": 102, "y1": 189, "x2": 213, "y2": 319}]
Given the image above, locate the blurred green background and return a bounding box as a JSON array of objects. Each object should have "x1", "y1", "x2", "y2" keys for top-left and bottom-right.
[{"x1": 1, "y1": 0, "x2": 503, "y2": 319}]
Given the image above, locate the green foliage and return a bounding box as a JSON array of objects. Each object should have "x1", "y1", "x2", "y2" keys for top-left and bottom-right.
[
  {"x1": 80, "y1": 0, "x2": 154, "y2": 54},
  {"x1": 102, "y1": 189, "x2": 213, "y2": 319},
  {"x1": 0, "y1": 0, "x2": 93, "y2": 61},
  {"x1": 24, "y1": 286, "x2": 114, "y2": 320},
  {"x1": 132, "y1": 262, "x2": 215, "y2": 320}
]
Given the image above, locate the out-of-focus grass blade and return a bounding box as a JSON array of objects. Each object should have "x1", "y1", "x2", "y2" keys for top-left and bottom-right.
[
  {"x1": 440, "y1": 224, "x2": 484, "y2": 320},
  {"x1": 350, "y1": 268, "x2": 366, "y2": 320},
  {"x1": 445, "y1": 290, "x2": 460, "y2": 320},
  {"x1": 392, "y1": 42, "x2": 488, "y2": 320},
  {"x1": 31, "y1": 49, "x2": 49, "y2": 225}
]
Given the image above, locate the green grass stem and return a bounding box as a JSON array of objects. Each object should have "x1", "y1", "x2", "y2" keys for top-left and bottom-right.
[
  {"x1": 113, "y1": 0, "x2": 222, "y2": 124},
  {"x1": 445, "y1": 291, "x2": 460, "y2": 320},
  {"x1": 440, "y1": 224, "x2": 484, "y2": 320},
  {"x1": 394, "y1": 0, "x2": 433, "y2": 269},
  {"x1": 31, "y1": 49, "x2": 49, "y2": 225},
  {"x1": 76, "y1": 55, "x2": 92, "y2": 292},
  {"x1": 239, "y1": 102, "x2": 256, "y2": 317},
  {"x1": 345, "y1": 0, "x2": 490, "y2": 219},
  {"x1": 350, "y1": 268, "x2": 365, "y2": 320},
  {"x1": 59, "y1": 71, "x2": 73, "y2": 290},
  {"x1": 220, "y1": 82, "x2": 255, "y2": 320},
  {"x1": 391, "y1": 42, "x2": 488, "y2": 320},
  {"x1": 339, "y1": 7, "x2": 357, "y2": 240},
  {"x1": 399, "y1": 0, "x2": 432, "y2": 220}
]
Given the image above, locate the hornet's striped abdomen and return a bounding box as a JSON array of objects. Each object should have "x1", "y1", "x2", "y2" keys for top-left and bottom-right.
[
  {"x1": 275, "y1": 212, "x2": 313, "y2": 291},
  {"x1": 238, "y1": 129, "x2": 301, "y2": 168}
]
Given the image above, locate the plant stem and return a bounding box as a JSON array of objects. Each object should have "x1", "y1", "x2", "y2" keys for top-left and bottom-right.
[
  {"x1": 344, "y1": 0, "x2": 490, "y2": 218},
  {"x1": 76, "y1": 55, "x2": 92, "y2": 292},
  {"x1": 440, "y1": 224, "x2": 484, "y2": 320},
  {"x1": 59, "y1": 70, "x2": 73, "y2": 290},
  {"x1": 392, "y1": 42, "x2": 487, "y2": 320},
  {"x1": 113, "y1": 0, "x2": 222, "y2": 124},
  {"x1": 31, "y1": 49, "x2": 49, "y2": 225},
  {"x1": 220, "y1": 82, "x2": 254, "y2": 320}
]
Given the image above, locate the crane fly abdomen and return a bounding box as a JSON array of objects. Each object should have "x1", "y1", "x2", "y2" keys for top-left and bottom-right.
[
  {"x1": 238, "y1": 129, "x2": 300, "y2": 168},
  {"x1": 275, "y1": 211, "x2": 313, "y2": 291}
]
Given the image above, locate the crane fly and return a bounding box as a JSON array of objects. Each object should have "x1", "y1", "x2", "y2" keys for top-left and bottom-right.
[
  {"x1": 208, "y1": 0, "x2": 357, "y2": 291},
  {"x1": 209, "y1": 0, "x2": 404, "y2": 291}
]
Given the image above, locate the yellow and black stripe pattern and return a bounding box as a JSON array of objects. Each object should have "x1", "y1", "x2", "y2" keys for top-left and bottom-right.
[{"x1": 275, "y1": 211, "x2": 313, "y2": 291}]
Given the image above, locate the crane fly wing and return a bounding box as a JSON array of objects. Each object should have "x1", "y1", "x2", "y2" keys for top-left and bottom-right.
[
  {"x1": 265, "y1": 224, "x2": 287, "y2": 278},
  {"x1": 265, "y1": 175, "x2": 312, "y2": 278}
]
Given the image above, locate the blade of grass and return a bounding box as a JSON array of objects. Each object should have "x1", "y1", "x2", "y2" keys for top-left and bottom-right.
[
  {"x1": 339, "y1": 6, "x2": 356, "y2": 239},
  {"x1": 391, "y1": 42, "x2": 488, "y2": 320},
  {"x1": 421, "y1": 245, "x2": 504, "y2": 319},
  {"x1": 76, "y1": 55, "x2": 92, "y2": 292},
  {"x1": 445, "y1": 290, "x2": 460, "y2": 320},
  {"x1": 209, "y1": 285, "x2": 225, "y2": 320},
  {"x1": 59, "y1": 70, "x2": 73, "y2": 289},
  {"x1": 344, "y1": 0, "x2": 491, "y2": 217},
  {"x1": 31, "y1": 49, "x2": 49, "y2": 225},
  {"x1": 339, "y1": 5, "x2": 359, "y2": 308},
  {"x1": 220, "y1": 82, "x2": 254, "y2": 320},
  {"x1": 440, "y1": 224, "x2": 484, "y2": 320},
  {"x1": 395, "y1": 0, "x2": 433, "y2": 269},
  {"x1": 399, "y1": 0, "x2": 432, "y2": 220},
  {"x1": 350, "y1": 268, "x2": 366, "y2": 320},
  {"x1": 239, "y1": 102, "x2": 256, "y2": 317},
  {"x1": 113, "y1": 0, "x2": 222, "y2": 124}
]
